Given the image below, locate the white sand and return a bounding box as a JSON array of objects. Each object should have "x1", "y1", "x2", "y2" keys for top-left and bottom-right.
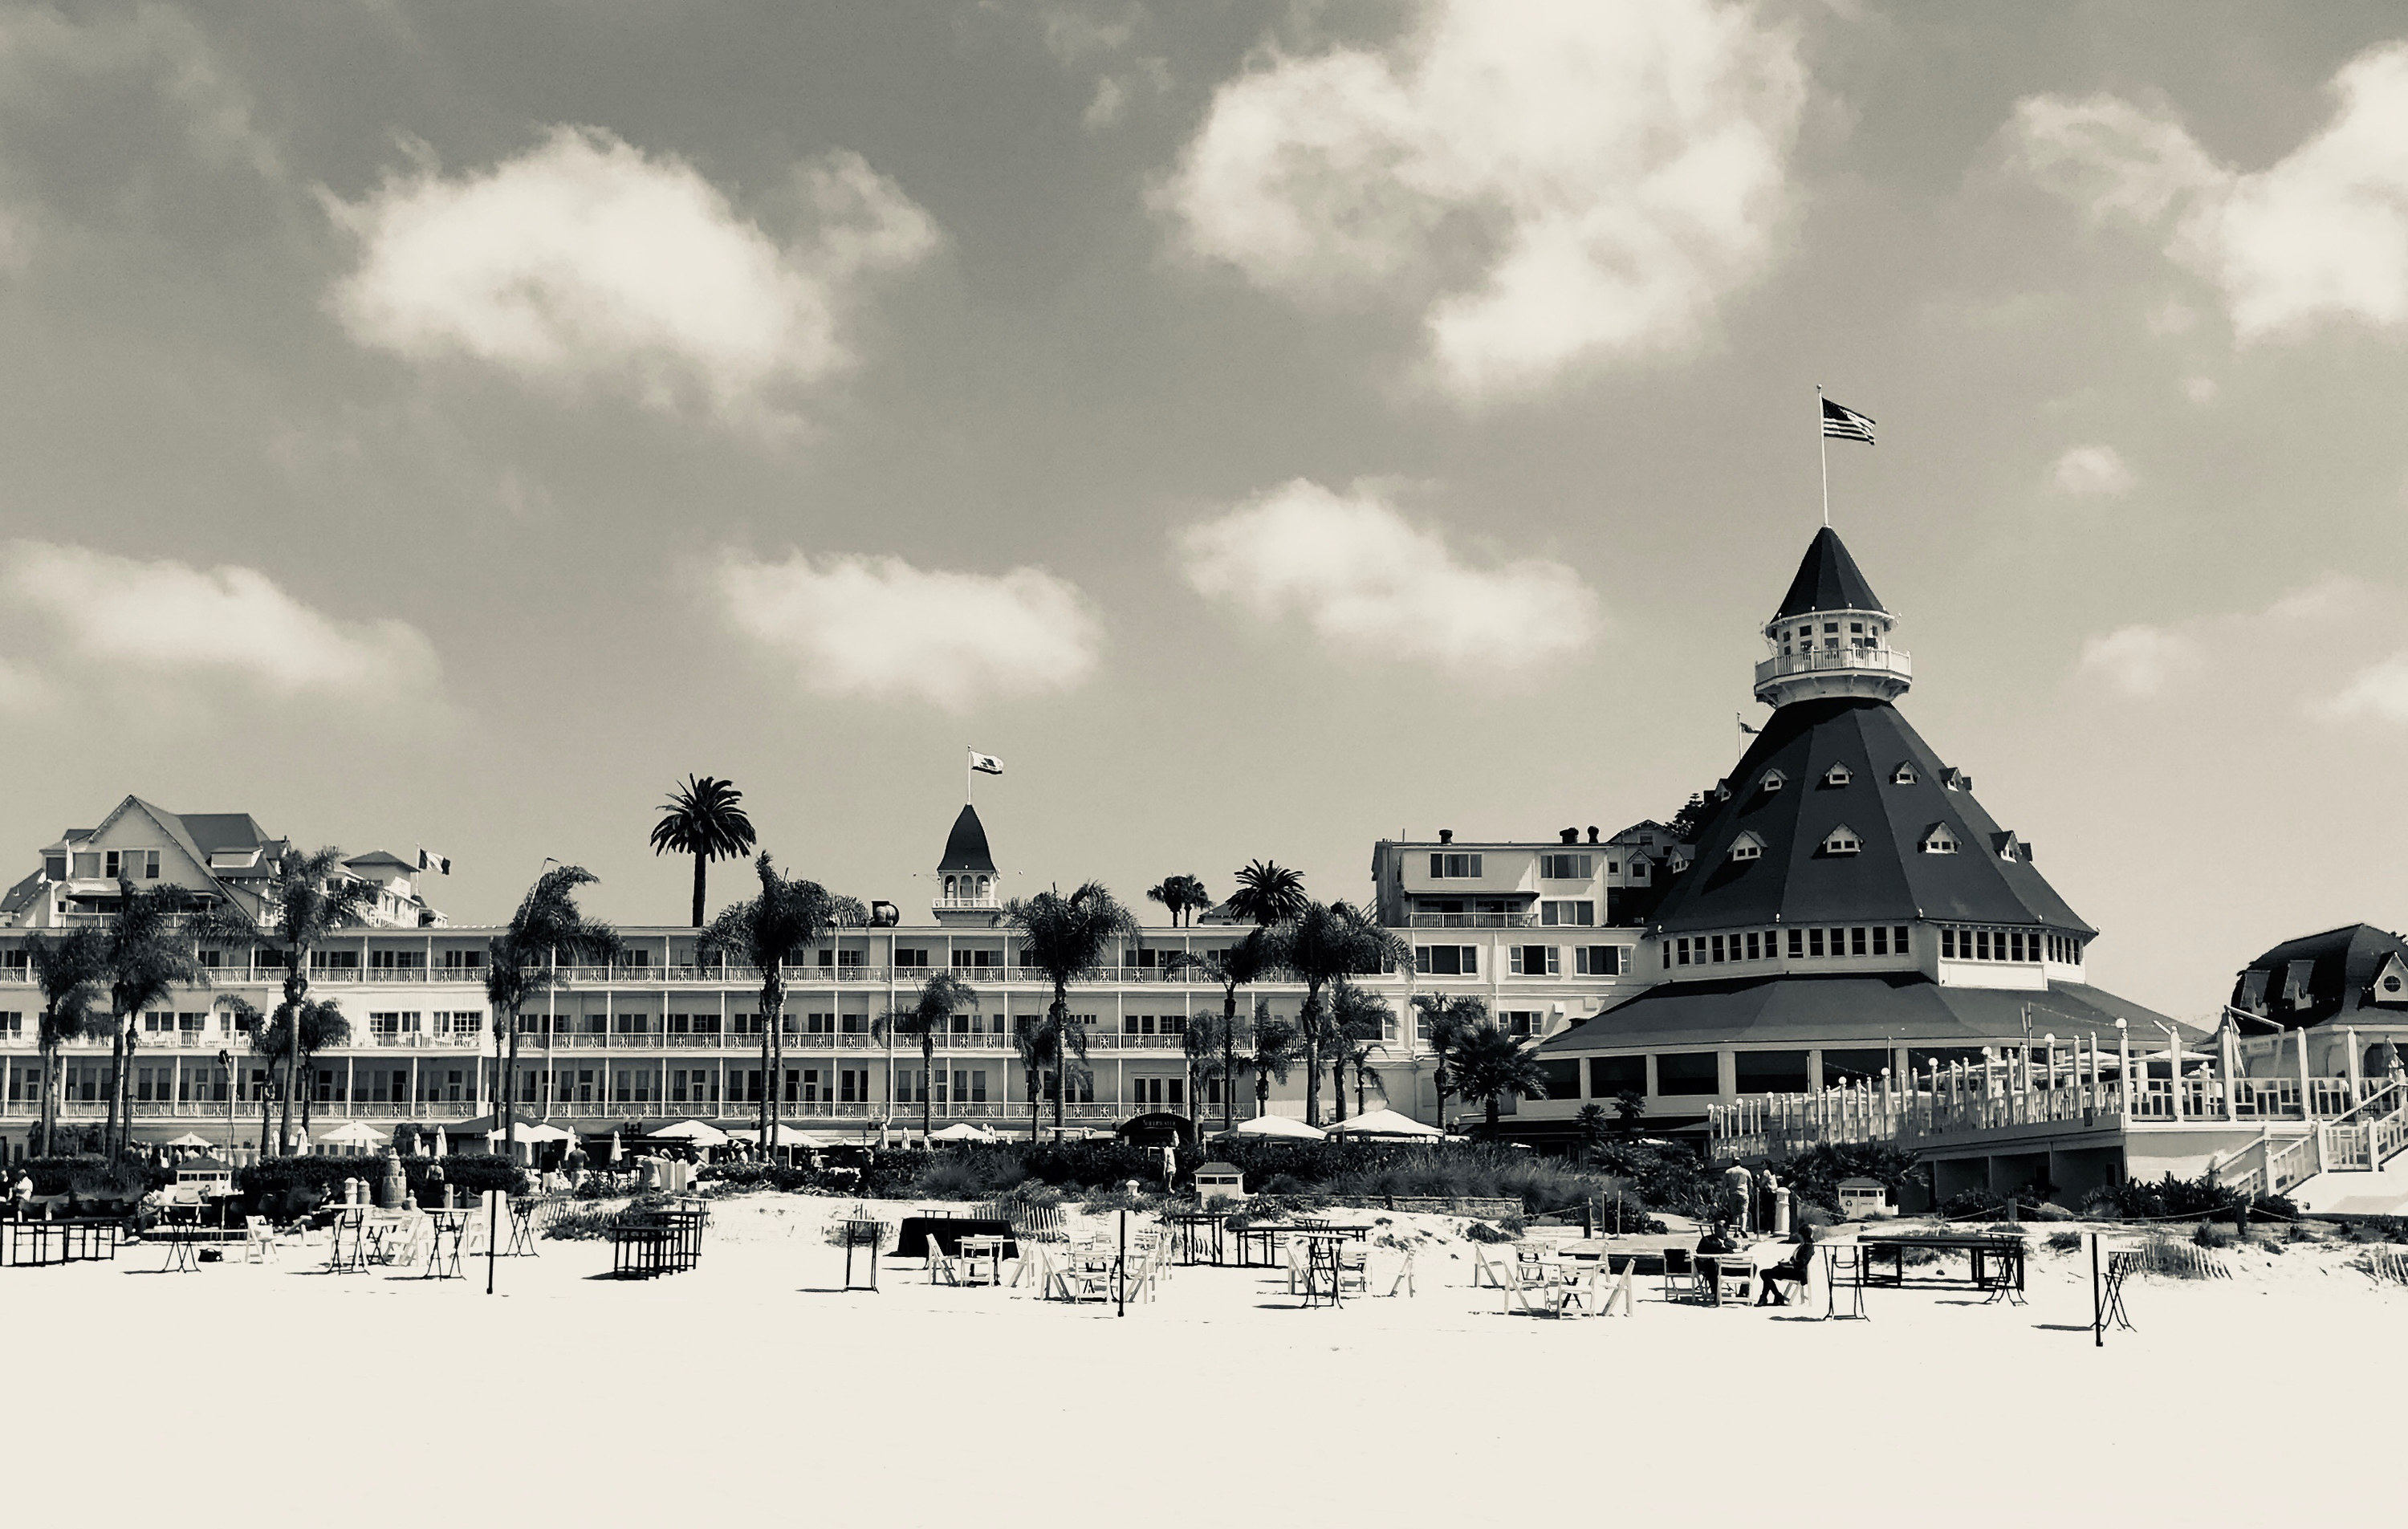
[{"x1": 8, "y1": 1196, "x2": 2402, "y2": 1528}]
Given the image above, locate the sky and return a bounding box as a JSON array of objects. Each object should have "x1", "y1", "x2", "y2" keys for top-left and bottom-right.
[{"x1": 3, "y1": 1, "x2": 2407, "y2": 1023}]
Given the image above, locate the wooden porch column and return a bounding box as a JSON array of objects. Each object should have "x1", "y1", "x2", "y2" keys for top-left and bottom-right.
[{"x1": 2345, "y1": 1027, "x2": 2362, "y2": 1107}]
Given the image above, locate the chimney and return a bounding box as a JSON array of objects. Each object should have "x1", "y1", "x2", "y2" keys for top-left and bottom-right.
[
  {"x1": 1560, "y1": 828, "x2": 1579, "y2": 844},
  {"x1": 1586, "y1": 826, "x2": 1600, "y2": 844},
  {"x1": 1438, "y1": 829, "x2": 1453, "y2": 844}
]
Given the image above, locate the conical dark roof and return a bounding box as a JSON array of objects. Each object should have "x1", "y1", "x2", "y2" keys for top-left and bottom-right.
[
  {"x1": 1643, "y1": 697, "x2": 2091, "y2": 937},
  {"x1": 938, "y1": 804, "x2": 996, "y2": 874},
  {"x1": 1775, "y1": 527, "x2": 1886, "y2": 618}
]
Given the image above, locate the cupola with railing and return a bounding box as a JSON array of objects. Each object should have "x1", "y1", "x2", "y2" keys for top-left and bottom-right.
[
  {"x1": 1753, "y1": 527, "x2": 1912, "y2": 709},
  {"x1": 934, "y1": 803, "x2": 1002, "y2": 925}
]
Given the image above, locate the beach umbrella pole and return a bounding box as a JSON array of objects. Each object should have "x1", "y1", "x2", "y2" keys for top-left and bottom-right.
[{"x1": 486, "y1": 1187, "x2": 499, "y2": 1295}]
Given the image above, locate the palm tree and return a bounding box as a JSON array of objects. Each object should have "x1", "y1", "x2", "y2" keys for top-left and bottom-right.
[
  {"x1": 1181, "y1": 1010, "x2": 1230, "y2": 1128},
  {"x1": 267, "y1": 999, "x2": 352, "y2": 1137},
  {"x1": 649, "y1": 775, "x2": 759, "y2": 929},
  {"x1": 98, "y1": 880, "x2": 215, "y2": 1162},
  {"x1": 1328, "y1": 979, "x2": 1393, "y2": 1118},
  {"x1": 876, "y1": 972, "x2": 978, "y2": 1142},
  {"x1": 192, "y1": 846, "x2": 376, "y2": 1157},
  {"x1": 485, "y1": 866, "x2": 620, "y2": 1161},
  {"x1": 1439, "y1": 1019, "x2": 1552, "y2": 1133},
  {"x1": 1279, "y1": 901, "x2": 1407, "y2": 1125},
  {"x1": 1145, "y1": 875, "x2": 1210, "y2": 928},
  {"x1": 24, "y1": 928, "x2": 103, "y2": 1157},
  {"x1": 1165, "y1": 925, "x2": 1283, "y2": 1133},
  {"x1": 1010, "y1": 1014, "x2": 1051, "y2": 1141},
  {"x1": 1240, "y1": 1003, "x2": 1300, "y2": 1119},
  {"x1": 1226, "y1": 860, "x2": 1307, "y2": 928},
  {"x1": 1004, "y1": 882, "x2": 1136, "y2": 1139},
  {"x1": 700, "y1": 854, "x2": 864, "y2": 1146},
  {"x1": 1412, "y1": 993, "x2": 1488, "y2": 1131}
]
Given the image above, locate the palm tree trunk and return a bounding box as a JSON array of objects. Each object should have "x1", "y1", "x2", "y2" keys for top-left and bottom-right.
[
  {"x1": 279, "y1": 968, "x2": 306, "y2": 1157},
  {"x1": 689, "y1": 852, "x2": 707, "y2": 929},
  {"x1": 1486, "y1": 1096, "x2": 1500, "y2": 1131},
  {"x1": 104, "y1": 1016, "x2": 124, "y2": 1165},
  {"x1": 1222, "y1": 992, "x2": 1239, "y2": 1134},
  {"x1": 921, "y1": 1035, "x2": 934, "y2": 1142},
  {"x1": 1050, "y1": 990, "x2": 1068, "y2": 1140},
  {"x1": 503, "y1": 1006, "x2": 520, "y2": 1161},
  {"x1": 1331, "y1": 1055, "x2": 1348, "y2": 1124},
  {"x1": 38, "y1": 1033, "x2": 56, "y2": 1157},
  {"x1": 757, "y1": 986, "x2": 772, "y2": 1146}
]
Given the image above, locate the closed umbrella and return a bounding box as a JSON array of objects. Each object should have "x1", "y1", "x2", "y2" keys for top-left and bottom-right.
[
  {"x1": 432, "y1": 1124, "x2": 449, "y2": 1158},
  {"x1": 608, "y1": 1131, "x2": 621, "y2": 1165}
]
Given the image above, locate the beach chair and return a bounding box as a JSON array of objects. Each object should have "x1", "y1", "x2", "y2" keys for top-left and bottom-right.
[
  {"x1": 1376, "y1": 1246, "x2": 1416, "y2": 1297},
  {"x1": 1285, "y1": 1236, "x2": 1311, "y2": 1295},
  {"x1": 1661, "y1": 1246, "x2": 1706, "y2": 1304},
  {"x1": 1065, "y1": 1243, "x2": 1116, "y2": 1302},
  {"x1": 1554, "y1": 1259, "x2": 1606, "y2": 1316},
  {"x1": 926, "y1": 1231, "x2": 968, "y2": 1287},
  {"x1": 1333, "y1": 1242, "x2": 1370, "y2": 1297},
  {"x1": 1468, "y1": 1241, "x2": 1513, "y2": 1291},
  {"x1": 242, "y1": 1216, "x2": 280, "y2": 1264}
]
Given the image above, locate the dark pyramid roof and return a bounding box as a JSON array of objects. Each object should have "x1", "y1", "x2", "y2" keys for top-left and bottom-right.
[
  {"x1": 938, "y1": 804, "x2": 996, "y2": 874},
  {"x1": 1775, "y1": 527, "x2": 1886, "y2": 618},
  {"x1": 2231, "y1": 924, "x2": 2408, "y2": 1030},
  {"x1": 1540, "y1": 972, "x2": 2178, "y2": 1054},
  {"x1": 1644, "y1": 697, "x2": 2092, "y2": 937}
]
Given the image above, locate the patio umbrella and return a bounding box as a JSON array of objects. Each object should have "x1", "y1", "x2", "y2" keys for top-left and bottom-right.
[
  {"x1": 161, "y1": 1133, "x2": 214, "y2": 1149},
  {"x1": 648, "y1": 1120, "x2": 731, "y2": 1146},
  {"x1": 1324, "y1": 1108, "x2": 1442, "y2": 1139},
  {"x1": 320, "y1": 1122, "x2": 389, "y2": 1151},
  {"x1": 1219, "y1": 1115, "x2": 1326, "y2": 1141},
  {"x1": 929, "y1": 1122, "x2": 996, "y2": 1143}
]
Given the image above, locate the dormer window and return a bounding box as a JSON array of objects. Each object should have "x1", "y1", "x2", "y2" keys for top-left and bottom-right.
[
  {"x1": 1992, "y1": 832, "x2": 2022, "y2": 864},
  {"x1": 1890, "y1": 764, "x2": 1918, "y2": 786},
  {"x1": 1666, "y1": 852, "x2": 1692, "y2": 874},
  {"x1": 1918, "y1": 824, "x2": 1959, "y2": 855},
  {"x1": 1821, "y1": 826, "x2": 1861, "y2": 856},
  {"x1": 1730, "y1": 831, "x2": 1767, "y2": 863},
  {"x1": 1759, "y1": 771, "x2": 1785, "y2": 794},
  {"x1": 1713, "y1": 783, "x2": 1732, "y2": 803},
  {"x1": 1823, "y1": 765, "x2": 1853, "y2": 787},
  {"x1": 1942, "y1": 767, "x2": 1971, "y2": 792}
]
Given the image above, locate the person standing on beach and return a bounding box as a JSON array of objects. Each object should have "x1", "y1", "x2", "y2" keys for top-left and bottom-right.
[{"x1": 1160, "y1": 1142, "x2": 1177, "y2": 1192}]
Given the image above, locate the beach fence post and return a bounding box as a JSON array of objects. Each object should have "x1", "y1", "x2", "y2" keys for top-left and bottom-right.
[{"x1": 2089, "y1": 1232, "x2": 2102, "y2": 1348}]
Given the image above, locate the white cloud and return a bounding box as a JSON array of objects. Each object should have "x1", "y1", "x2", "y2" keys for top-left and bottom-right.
[
  {"x1": 2078, "y1": 624, "x2": 2194, "y2": 695},
  {"x1": 2320, "y1": 651, "x2": 2408, "y2": 724},
  {"x1": 0, "y1": 654, "x2": 47, "y2": 713},
  {"x1": 327, "y1": 128, "x2": 937, "y2": 427},
  {"x1": 1177, "y1": 478, "x2": 1601, "y2": 671},
  {"x1": 1, "y1": 540, "x2": 438, "y2": 697},
  {"x1": 1157, "y1": 0, "x2": 1807, "y2": 398},
  {"x1": 2010, "y1": 43, "x2": 2408, "y2": 342},
  {"x1": 2182, "y1": 376, "x2": 2218, "y2": 405},
  {"x1": 713, "y1": 549, "x2": 1102, "y2": 710},
  {"x1": 2048, "y1": 444, "x2": 2135, "y2": 498}
]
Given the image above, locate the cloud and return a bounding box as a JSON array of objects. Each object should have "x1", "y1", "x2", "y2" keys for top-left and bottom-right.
[
  {"x1": 2077, "y1": 624, "x2": 2195, "y2": 696},
  {"x1": 327, "y1": 128, "x2": 938, "y2": 428},
  {"x1": 1177, "y1": 478, "x2": 1601, "y2": 671},
  {"x1": 1157, "y1": 0, "x2": 1807, "y2": 398},
  {"x1": 2048, "y1": 445, "x2": 2135, "y2": 498},
  {"x1": 2010, "y1": 43, "x2": 2408, "y2": 342},
  {"x1": 713, "y1": 549, "x2": 1103, "y2": 710},
  {"x1": 0, "y1": 540, "x2": 439, "y2": 697},
  {"x1": 0, "y1": 654, "x2": 46, "y2": 714},
  {"x1": 2182, "y1": 376, "x2": 2218, "y2": 405},
  {"x1": 2321, "y1": 651, "x2": 2408, "y2": 724}
]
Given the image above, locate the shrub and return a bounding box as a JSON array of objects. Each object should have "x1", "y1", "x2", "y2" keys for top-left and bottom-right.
[
  {"x1": 1940, "y1": 1187, "x2": 2007, "y2": 1218},
  {"x1": 234, "y1": 1153, "x2": 526, "y2": 1214},
  {"x1": 1464, "y1": 1221, "x2": 1514, "y2": 1244},
  {"x1": 2083, "y1": 1173, "x2": 2243, "y2": 1222},
  {"x1": 2046, "y1": 1230, "x2": 2084, "y2": 1254},
  {"x1": 18, "y1": 1156, "x2": 169, "y2": 1198},
  {"x1": 1776, "y1": 1142, "x2": 1921, "y2": 1214}
]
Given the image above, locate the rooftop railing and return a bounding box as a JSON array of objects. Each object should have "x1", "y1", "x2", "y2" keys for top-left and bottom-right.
[{"x1": 1753, "y1": 645, "x2": 1912, "y2": 687}]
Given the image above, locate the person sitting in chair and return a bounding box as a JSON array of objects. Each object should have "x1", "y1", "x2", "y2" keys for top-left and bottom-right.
[{"x1": 1756, "y1": 1225, "x2": 1817, "y2": 1307}]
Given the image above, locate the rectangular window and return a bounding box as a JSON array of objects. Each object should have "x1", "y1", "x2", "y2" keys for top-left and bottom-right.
[
  {"x1": 1871, "y1": 926, "x2": 1888, "y2": 956},
  {"x1": 1539, "y1": 853, "x2": 1593, "y2": 880},
  {"x1": 1510, "y1": 945, "x2": 1560, "y2": 975},
  {"x1": 1413, "y1": 945, "x2": 1476, "y2": 976},
  {"x1": 1540, "y1": 901, "x2": 1596, "y2": 927},
  {"x1": 1655, "y1": 1051, "x2": 1720, "y2": 1096},
  {"x1": 1942, "y1": 928, "x2": 1956, "y2": 958},
  {"x1": 1808, "y1": 928, "x2": 1824, "y2": 958},
  {"x1": 1744, "y1": 932, "x2": 1760, "y2": 961},
  {"x1": 1710, "y1": 935, "x2": 1725, "y2": 963},
  {"x1": 1733, "y1": 1050, "x2": 1810, "y2": 1094},
  {"x1": 1975, "y1": 930, "x2": 1990, "y2": 961},
  {"x1": 1894, "y1": 926, "x2": 1910, "y2": 956},
  {"x1": 1537, "y1": 1059, "x2": 1580, "y2": 1098},
  {"x1": 1675, "y1": 938, "x2": 1691, "y2": 966},
  {"x1": 1574, "y1": 945, "x2": 1622, "y2": 976},
  {"x1": 1588, "y1": 1055, "x2": 1645, "y2": 1095},
  {"x1": 1786, "y1": 929, "x2": 1802, "y2": 958},
  {"x1": 1428, "y1": 853, "x2": 1483, "y2": 879},
  {"x1": 1850, "y1": 928, "x2": 1867, "y2": 957}
]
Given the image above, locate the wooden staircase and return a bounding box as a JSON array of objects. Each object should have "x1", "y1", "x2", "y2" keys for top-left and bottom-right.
[{"x1": 2215, "y1": 1083, "x2": 2408, "y2": 1202}]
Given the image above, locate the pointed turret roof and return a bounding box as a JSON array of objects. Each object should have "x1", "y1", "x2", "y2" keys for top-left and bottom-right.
[
  {"x1": 938, "y1": 804, "x2": 996, "y2": 874},
  {"x1": 1775, "y1": 527, "x2": 1886, "y2": 618}
]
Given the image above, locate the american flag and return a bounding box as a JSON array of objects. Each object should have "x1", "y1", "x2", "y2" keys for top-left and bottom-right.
[{"x1": 1821, "y1": 396, "x2": 1875, "y2": 444}]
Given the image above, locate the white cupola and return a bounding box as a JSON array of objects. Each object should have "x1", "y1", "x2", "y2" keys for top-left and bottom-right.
[{"x1": 1755, "y1": 528, "x2": 1913, "y2": 710}]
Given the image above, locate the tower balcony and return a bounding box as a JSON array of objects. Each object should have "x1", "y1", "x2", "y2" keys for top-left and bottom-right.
[{"x1": 1754, "y1": 644, "x2": 1912, "y2": 707}]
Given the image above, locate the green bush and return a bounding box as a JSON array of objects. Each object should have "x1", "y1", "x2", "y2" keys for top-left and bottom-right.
[
  {"x1": 2046, "y1": 1230, "x2": 2085, "y2": 1253},
  {"x1": 2082, "y1": 1173, "x2": 2243, "y2": 1221},
  {"x1": 1775, "y1": 1142, "x2": 1922, "y2": 1214},
  {"x1": 234, "y1": 1153, "x2": 526, "y2": 1213},
  {"x1": 1464, "y1": 1221, "x2": 1514, "y2": 1244},
  {"x1": 17, "y1": 1156, "x2": 170, "y2": 1198}
]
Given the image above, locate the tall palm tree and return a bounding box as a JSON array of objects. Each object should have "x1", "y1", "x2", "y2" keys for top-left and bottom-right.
[
  {"x1": 1328, "y1": 979, "x2": 1393, "y2": 1118},
  {"x1": 1241, "y1": 1003, "x2": 1300, "y2": 1119},
  {"x1": 1181, "y1": 1010, "x2": 1229, "y2": 1128},
  {"x1": 25, "y1": 928, "x2": 103, "y2": 1157},
  {"x1": 263, "y1": 999, "x2": 352, "y2": 1137},
  {"x1": 193, "y1": 846, "x2": 376, "y2": 1157},
  {"x1": 1439, "y1": 1020, "x2": 1552, "y2": 1133},
  {"x1": 1412, "y1": 993, "x2": 1489, "y2": 1131},
  {"x1": 1279, "y1": 901, "x2": 1408, "y2": 1125},
  {"x1": 98, "y1": 880, "x2": 215, "y2": 1163},
  {"x1": 1004, "y1": 882, "x2": 1136, "y2": 1139},
  {"x1": 1010, "y1": 1014, "x2": 1051, "y2": 1141},
  {"x1": 649, "y1": 775, "x2": 759, "y2": 929},
  {"x1": 700, "y1": 854, "x2": 864, "y2": 1146},
  {"x1": 1165, "y1": 925, "x2": 1283, "y2": 1133},
  {"x1": 1226, "y1": 860, "x2": 1307, "y2": 928},
  {"x1": 1145, "y1": 875, "x2": 1210, "y2": 928},
  {"x1": 485, "y1": 866, "x2": 620, "y2": 1161},
  {"x1": 876, "y1": 972, "x2": 977, "y2": 1142}
]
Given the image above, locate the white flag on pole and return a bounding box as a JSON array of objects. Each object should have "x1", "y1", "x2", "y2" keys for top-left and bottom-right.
[{"x1": 968, "y1": 751, "x2": 1004, "y2": 776}]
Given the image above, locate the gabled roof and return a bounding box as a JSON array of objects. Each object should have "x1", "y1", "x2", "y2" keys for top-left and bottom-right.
[
  {"x1": 1540, "y1": 972, "x2": 2178, "y2": 1054},
  {"x1": 2231, "y1": 924, "x2": 2408, "y2": 1030},
  {"x1": 344, "y1": 851, "x2": 417, "y2": 872},
  {"x1": 175, "y1": 813, "x2": 272, "y2": 856},
  {"x1": 938, "y1": 804, "x2": 997, "y2": 874},
  {"x1": 1774, "y1": 527, "x2": 1887, "y2": 619},
  {"x1": 1640, "y1": 697, "x2": 2093, "y2": 937},
  {"x1": 0, "y1": 869, "x2": 44, "y2": 921}
]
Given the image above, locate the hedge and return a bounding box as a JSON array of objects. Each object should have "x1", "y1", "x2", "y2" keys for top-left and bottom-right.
[
  {"x1": 234, "y1": 1153, "x2": 527, "y2": 1213},
  {"x1": 14, "y1": 1156, "x2": 170, "y2": 1198}
]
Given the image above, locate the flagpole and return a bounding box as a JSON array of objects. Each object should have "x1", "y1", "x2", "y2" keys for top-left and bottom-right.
[
  {"x1": 1816, "y1": 384, "x2": 1830, "y2": 529},
  {"x1": 965, "y1": 746, "x2": 972, "y2": 807}
]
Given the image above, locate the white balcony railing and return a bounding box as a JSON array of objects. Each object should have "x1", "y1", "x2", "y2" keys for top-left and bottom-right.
[{"x1": 1753, "y1": 645, "x2": 1912, "y2": 688}]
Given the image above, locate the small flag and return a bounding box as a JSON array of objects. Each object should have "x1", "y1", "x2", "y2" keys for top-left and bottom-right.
[
  {"x1": 968, "y1": 751, "x2": 1004, "y2": 776},
  {"x1": 417, "y1": 848, "x2": 451, "y2": 876},
  {"x1": 1821, "y1": 396, "x2": 1876, "y2": 444},
  {"x1": 1737, "y1": 714, "x2": 1760, "y2": 736}
]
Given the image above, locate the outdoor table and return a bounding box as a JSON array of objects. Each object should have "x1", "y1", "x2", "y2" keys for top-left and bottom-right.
[
  {"x1": 1295, "y1": 1230, "x2": 1356, "y2": 1308},
  {"x1": 423, "y1": 1209, "x2": 470, "y2": 1279},
  {"x1": 153, "y1": 1225, "x2": 209, "y2": 1274},
  {"x1": 1235, "y1": 1222, "x2": 1367, "y2": 1268},
  {"x1": 609, "y1": 1223, "x2": 672, "y2": 1279},
  {"x1": 661, "y1": 1208, "x2": 707, "y2": 1272},
  {"x1": 1162, "y1": 1212, "x2": 1226, "y2": 1266},
  {"x1": 955, "y1": 1234, "x2": 1007, "y2": 1286},
  {"x1": 893, "y1": 1216, "x2": 1015, "y2": 1263},
  {"x1": 504, "y1": 1198, "x2": 543, "y2": 1257},
  {"x1": 840, "y1": 1218, "x2": 884, "y2": 1293},
  {"x1": 1856, "y1": 1237, "x2": 2026, "y2": 1303},
  {"x1": 5, "y1": 1218, "x2": 124, "y2": 1267}
]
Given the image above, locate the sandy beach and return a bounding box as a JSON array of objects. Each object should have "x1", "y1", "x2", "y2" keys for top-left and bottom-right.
[{"x1": 7, "y1": 1196, "x2": 2401, "y2": 1529}]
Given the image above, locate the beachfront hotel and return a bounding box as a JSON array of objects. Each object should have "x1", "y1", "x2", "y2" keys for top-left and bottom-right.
[{"x1": 3, "y1": 527, "x2": 2402, "y2": 1207}]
